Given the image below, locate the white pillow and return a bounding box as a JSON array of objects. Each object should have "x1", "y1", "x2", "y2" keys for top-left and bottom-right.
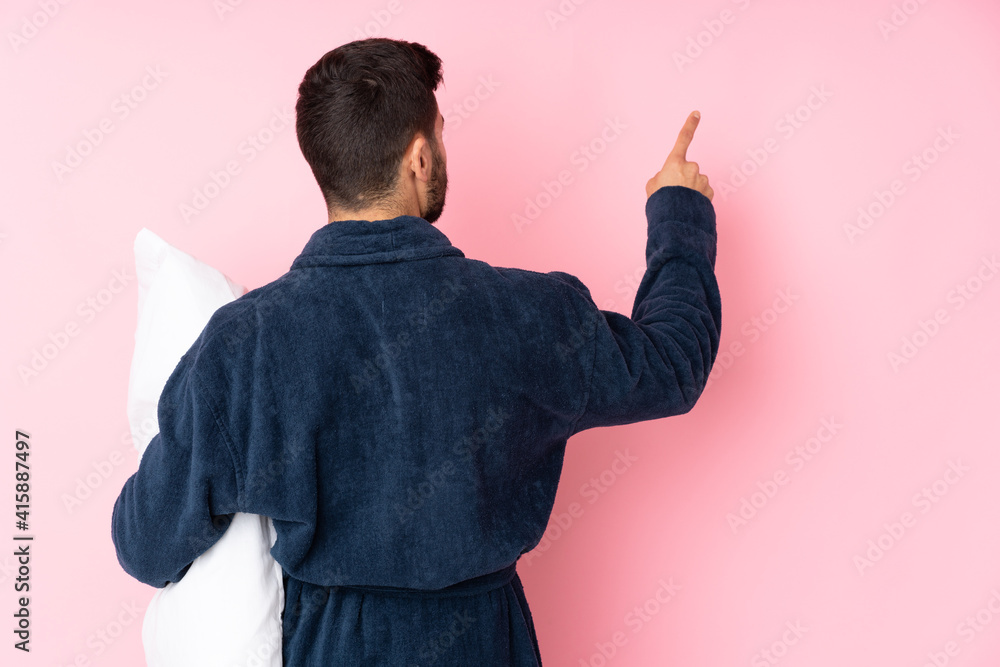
[{"x1": 126, "y1": 227, "x2": 283, "y2": 667}]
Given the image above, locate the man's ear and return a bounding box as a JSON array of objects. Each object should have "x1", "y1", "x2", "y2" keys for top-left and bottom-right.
[{"x1": 406, "y1": 132, "x2": 433, "y2": 183}]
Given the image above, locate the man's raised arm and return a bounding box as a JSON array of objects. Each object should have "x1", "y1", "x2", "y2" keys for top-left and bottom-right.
[{"x1": 560, "y1": 111, "x2": 722, "y2": 434}]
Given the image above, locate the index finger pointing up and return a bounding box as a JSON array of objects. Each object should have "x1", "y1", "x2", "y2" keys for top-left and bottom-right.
[{"x1": 668, "y1": 110, "x2": 701, "y2": 162}]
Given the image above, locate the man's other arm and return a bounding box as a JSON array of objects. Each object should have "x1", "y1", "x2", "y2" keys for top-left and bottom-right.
[{"x1": 110, "y1": 335, "x2": 243, "y2": 587}]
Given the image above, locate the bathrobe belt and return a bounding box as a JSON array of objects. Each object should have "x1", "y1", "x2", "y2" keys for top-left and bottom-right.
[{"x1": 335, "y1": 561, "x2": 518, "y2": 599}]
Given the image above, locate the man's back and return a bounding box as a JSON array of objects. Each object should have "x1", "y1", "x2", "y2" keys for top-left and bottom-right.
[
  {"x1": 112, "y1": 184, "x2": 720, "y2": 664},
  {"x1": 217, "y1": 214, "x2": 590, "y2": 589}
]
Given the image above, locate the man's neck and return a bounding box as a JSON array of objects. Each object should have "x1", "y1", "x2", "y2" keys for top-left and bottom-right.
[{"x1": 328, "y1": 199, "x2": 419, "y2": 224}]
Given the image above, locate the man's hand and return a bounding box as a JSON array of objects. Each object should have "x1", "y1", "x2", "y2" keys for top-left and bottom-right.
[{"x1": 645, "y1": 111, "x2": 713, "y2": 202}]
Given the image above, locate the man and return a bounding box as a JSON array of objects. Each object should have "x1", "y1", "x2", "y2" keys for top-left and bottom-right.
[{"x1": 111, "y1": 37, "x2": 720, "y2": 665}]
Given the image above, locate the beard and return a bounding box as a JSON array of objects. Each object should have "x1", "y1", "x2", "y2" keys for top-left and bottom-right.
[{"x1": 422, "y1": 140, "x2": 448, "y2": 223}]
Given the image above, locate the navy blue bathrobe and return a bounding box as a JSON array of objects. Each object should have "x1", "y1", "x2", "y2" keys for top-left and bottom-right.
[{"x1": 111, "y1": 185, "x2": 721, "y2": 665}]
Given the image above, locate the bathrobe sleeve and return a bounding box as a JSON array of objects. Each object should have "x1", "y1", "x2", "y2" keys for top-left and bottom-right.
[
  {"x1": 560, "y1": 185, "x2": 722, "y2": 434},
  {"x1": 111, "y1": 335, "x2": 244, "y2": 588}
]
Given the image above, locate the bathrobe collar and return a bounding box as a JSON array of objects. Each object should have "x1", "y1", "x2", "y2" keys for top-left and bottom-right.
[{"x1": 290, "y1": 215, "x2": 466, "y2": 268}]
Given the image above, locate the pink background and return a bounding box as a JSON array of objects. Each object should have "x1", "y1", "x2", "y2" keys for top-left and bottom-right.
[{"x1": 3, "y1": 0, "x2": 1000, "y2": 664}]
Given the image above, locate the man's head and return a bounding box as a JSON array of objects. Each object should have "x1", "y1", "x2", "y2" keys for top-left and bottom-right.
[{"x1": 295, "y1": 38, "x2": 448, "y2": 224}]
